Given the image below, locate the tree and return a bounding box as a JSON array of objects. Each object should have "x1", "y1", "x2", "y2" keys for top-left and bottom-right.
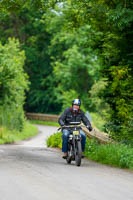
[
  {"x1": 0, "y1": 38, "x2": 28, "y2": 131},
  {"x1": 45, "y1": 0, "x2": 133, "y2": 141},
  {"x1": 44, "y1": 6, "x2": 102, "y2": 111},
  {"x1": 0, "y1": 1, "x2": 62, "y2": 113}
]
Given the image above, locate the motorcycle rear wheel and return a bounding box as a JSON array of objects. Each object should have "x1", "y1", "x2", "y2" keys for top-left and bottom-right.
[{"x1": 66, "y1": 144, "x2": 73, "y2": 164}]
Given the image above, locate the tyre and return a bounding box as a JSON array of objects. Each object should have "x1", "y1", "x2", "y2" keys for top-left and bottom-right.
[
  {"x1": 67, "y1": 155, "x2": 72, "y2": 164},
  {"x1": 75, "y1": 140, "x2": 82, "y2": 166},
  {"x1": 66, "y1": 144, "x2": 72, "y2": 164}
]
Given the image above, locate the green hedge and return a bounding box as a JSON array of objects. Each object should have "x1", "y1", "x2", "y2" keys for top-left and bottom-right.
[{"x1": 0, "y1": 38, "x2": 29, "y2": 131}]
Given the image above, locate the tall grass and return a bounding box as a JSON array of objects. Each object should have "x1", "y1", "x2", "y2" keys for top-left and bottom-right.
[
  {"x1": 0, "y1": 105, "x2": 25, "y2": 131},
  {"x1": 46, "y1": 132, "x2": 133, "y2": 170},
  {"x1": 0, "y1": 121, "x2": 38, "y2": 144},
  {"x1": 84, "y1": 139, "x2": 133, "y2": 169}
]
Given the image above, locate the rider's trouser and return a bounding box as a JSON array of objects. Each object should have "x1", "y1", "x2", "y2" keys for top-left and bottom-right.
[{"x1": 62, "y1": 129, "x2": 86, "y2": 153}]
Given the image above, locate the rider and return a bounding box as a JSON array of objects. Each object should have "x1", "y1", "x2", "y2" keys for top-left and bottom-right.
[{"x1": 58, "y1": 99, "x2": 93, "y2": 159}]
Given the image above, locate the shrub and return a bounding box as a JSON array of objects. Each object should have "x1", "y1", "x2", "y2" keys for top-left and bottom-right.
[
  {"x1": 46, "y1": 132, "x2": 133, "y2": 169},
  {"x1": 84, "y1": 138, "x2": 133, "y2": 169},
  {"x1": 0, "y1": 38, "x2": 29, "y2": 131},
  {"x1": 47, "y1": 132, "x2": 62, "y2": 148}
]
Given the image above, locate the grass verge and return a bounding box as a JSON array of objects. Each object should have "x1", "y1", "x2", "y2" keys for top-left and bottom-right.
[
  {"x1": 0, "y1": 121, "x2": 38, "y2": 144},
  {"x1": 30, "y1": 120, "x2": 59, "y2": 127},
  {"x1": 46, "y1": 132, "x2": 133, "y2": 170}
]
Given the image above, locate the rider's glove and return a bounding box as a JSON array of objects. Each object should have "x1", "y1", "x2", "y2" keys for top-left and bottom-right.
[{"x1": 87, "y1": 126, "x2": 93, "y2": 132}]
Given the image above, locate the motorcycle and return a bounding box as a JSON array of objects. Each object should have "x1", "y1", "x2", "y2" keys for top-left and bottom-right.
[{"x1": 58, "y1": 122, "x2": 85, "y2": 167}]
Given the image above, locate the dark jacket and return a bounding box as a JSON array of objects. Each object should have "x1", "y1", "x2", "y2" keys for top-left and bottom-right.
[{"x1": 58, "y1": 107, "x2": 92, "y2": 128}]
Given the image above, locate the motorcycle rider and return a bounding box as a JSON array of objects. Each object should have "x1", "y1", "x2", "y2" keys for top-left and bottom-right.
[{"x1": 58, "y1": 99, "x2": 93, "y2": 159}]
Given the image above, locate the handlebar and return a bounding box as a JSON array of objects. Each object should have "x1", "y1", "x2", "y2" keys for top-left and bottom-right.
[{"x1": 57, "y1": 124, "x2": 86, "y2": 131}]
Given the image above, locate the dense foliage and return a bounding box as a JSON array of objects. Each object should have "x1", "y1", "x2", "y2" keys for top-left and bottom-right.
[
  {"x1": 0, "y1": 0, "x2": 133, "y2": 142},
  {"x1": 0, "y1": 0, "x2": 61, "y2": 113},
  {"x1": 0, "y1": 38, "x2": 28, "y2": 131}
]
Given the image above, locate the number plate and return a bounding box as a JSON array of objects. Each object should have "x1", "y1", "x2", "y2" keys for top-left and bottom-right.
[{"x1": 73, "y1": 131, "x2": 79, "y2": 135}]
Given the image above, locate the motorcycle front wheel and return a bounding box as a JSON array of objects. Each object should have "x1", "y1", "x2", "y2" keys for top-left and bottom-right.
[{"x1": 75, "y1": 140, "x2": 82, "y2": 166}]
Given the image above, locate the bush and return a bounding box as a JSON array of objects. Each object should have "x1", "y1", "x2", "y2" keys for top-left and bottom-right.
[
  {"x1": 47, "y1": 132, "x2": 62, "y2": 148},
  {"x1": 0, "y1": 105, "x2": 25, "y2": 131},
  {"x1": 105, "y1": 118, "x2": 133, "y2": 145},
  {"x1": 0, "y1": 38, "x2": 29, "y2": 131},
  {"x1": 46, "y1": 132, "x2": 133, "y2": 169},
  {"x1": 84, "y1": 138, "x2": 133, "y2": 169}
]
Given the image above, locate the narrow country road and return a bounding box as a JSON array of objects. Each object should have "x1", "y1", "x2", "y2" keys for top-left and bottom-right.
[{"x1": 0, "y1": 125, "x2": 133, "y2": 200}]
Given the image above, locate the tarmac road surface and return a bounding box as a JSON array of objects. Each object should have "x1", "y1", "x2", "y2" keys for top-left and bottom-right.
[{"x1": 0, "y1": 125, "x2": 133, "y2": 200}]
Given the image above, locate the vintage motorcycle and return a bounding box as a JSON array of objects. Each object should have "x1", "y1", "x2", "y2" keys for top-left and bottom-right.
[{"x1": 59, "y1": 122, "x2": 85, "y2": 167}]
